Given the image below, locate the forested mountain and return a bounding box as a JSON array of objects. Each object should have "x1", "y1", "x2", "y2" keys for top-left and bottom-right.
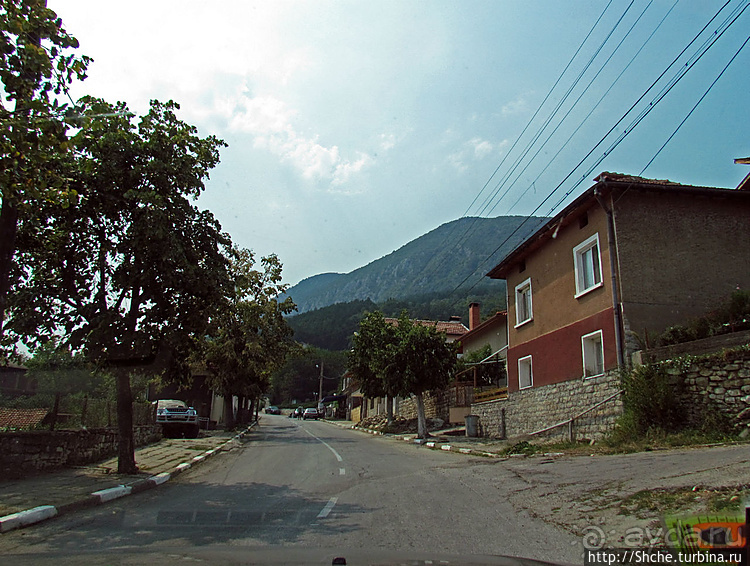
[
  {"x1": 285, "y1": 216, "x2": 546, "y2": 314},
  {"x1": 284, "y1": 216, "x2": 548, "y2": 350}
]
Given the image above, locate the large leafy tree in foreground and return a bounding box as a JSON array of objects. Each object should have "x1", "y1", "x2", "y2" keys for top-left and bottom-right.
[
  {"x1": 6, "y1": 97, "x2": 231, "y2": 473},
  {"x1": 0, "y1": 0, "x2": 90, "y2": 341},
  {"x1": 201, "y1": 248, "x2": 296, "y2": 429},
  {"x1": 350, "y1": 311, "x2": 457, "y2": 438}
]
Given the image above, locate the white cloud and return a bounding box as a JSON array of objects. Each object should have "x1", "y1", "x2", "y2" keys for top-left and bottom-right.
[
  {"x1": 501, "y1": 94, "x2": 531, "y2": 117},
  {"x1": 225, "y1": 90, "x2": 372, "y2": 186},
  {"x1": 449, "y1": 137, "x2": 507, "y2": 172}
]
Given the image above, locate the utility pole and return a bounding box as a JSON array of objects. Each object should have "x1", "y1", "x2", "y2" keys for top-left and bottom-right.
[{"x1": 318, "y1": 360, "x2": 324, "y2": 408}]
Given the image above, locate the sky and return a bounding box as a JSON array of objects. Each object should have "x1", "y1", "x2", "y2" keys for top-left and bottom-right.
[{"x1": 49, "y1": 0, "x2": 750, "y2": 287}]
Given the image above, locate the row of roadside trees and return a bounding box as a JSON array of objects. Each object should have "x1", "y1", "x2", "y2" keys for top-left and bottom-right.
[{"x1": 0, "y1": 1, "x2": 295, "y2": 473}]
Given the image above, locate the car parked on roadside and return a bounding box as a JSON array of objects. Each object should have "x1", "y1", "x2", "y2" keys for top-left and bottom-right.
[
  {"x1": 302, "y1": 407, "x2": 319, "y2": 420},
  {"x1": 155, "y1": 399, "x2": 200, "y2": 438},
  {"x1": 264, "y1": 405, "x2": 281, "y2": 415}
]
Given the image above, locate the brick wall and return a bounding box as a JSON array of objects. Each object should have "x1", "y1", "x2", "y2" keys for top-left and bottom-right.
[
  {"x1": 0, "y1": 426, "x2": 162, "y2": 479},
  {"x1": 471, "y1": 371, "x2": 623, "y2": 441}
]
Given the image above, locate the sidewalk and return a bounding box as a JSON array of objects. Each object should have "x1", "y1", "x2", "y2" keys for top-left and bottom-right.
[{"x1": 0, "y1": 424, "x2": 256, "y2": 533}]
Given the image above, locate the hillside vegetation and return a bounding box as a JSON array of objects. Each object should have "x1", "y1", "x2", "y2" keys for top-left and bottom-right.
[{"x1": 285, "y1": 216, "x2": 546, "y2": 350}]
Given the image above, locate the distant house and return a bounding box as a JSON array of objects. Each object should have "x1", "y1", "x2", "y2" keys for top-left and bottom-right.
[
  {"x1": 383, "y1": 316, "x2": 468, "y2": 343},
  {"x1": 459, "y1": 303, "x2": 508, "y2": 364},
  {"x1": 474, "y1": 172, "x2": 750, "y2": 439},
  {"x1": 0, "y1": 362, "x2": 35, "y2": 397}
]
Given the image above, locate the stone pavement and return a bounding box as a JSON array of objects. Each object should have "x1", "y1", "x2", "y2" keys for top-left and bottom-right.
[{"x1": 0, "y1": 424, "x2": 256, "y2": 533}]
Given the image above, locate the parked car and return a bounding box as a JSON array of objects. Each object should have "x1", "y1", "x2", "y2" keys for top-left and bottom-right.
[
  {"x1": 264, "y1": 405, "x2": 281, "y2": 415},
  {"x1": 302, "y1": 408, "x2": 319, "y2": 420},
  {"x1": 155, "y1": 399, "x2": 200, "y2": 438}
]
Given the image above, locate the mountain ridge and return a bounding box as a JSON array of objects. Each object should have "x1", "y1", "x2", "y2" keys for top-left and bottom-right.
[{"x1": 285, "y1": 216, "x2": 547, "y2": 314}]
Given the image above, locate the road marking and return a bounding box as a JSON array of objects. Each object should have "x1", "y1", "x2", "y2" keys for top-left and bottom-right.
[
  {"x1": 339, "y1": 468, "x2": 345, "y2": 475},
  {"x1": 317, "y1": 497, "x2": 338, "y2": 518},
  {"x1": 301, "y1": 427, "x2": 343, "y2": 462}
]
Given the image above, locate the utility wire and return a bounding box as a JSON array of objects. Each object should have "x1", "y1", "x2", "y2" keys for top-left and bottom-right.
[
  {"x1": 448, "y1": 0, "x2": 746, "y2": 302},
  {"x1": 639, "y1": 34, "x2": 750, "y2": 175}
]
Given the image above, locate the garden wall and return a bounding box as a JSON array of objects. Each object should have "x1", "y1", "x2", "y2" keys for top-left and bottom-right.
[{"x1": 0, "y1": 425, "x2": 162, "y2": 479}]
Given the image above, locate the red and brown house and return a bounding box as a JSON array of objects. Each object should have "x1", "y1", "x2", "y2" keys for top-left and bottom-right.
[{"x1": 487, "y1": 172, "x2": 750, "y2": 397}]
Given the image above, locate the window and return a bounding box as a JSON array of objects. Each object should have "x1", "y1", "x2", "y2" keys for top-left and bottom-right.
[
  {"x1": 515, "y1": 278, "x2": 532, "y2": 327},
  {"x1": 573, "y1": 233, "x2": 603, "y2": 297},
  {"x1": 518, "y1": 355, "x2": 533, "y2": 389},
  {"x1": 581, "y1": 330, "x2": 604, "y2": 378}
]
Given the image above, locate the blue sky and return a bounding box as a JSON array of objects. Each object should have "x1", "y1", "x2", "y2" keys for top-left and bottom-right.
[{"x1": 51, "y1": 1, "x2": 750, "y2": 286}]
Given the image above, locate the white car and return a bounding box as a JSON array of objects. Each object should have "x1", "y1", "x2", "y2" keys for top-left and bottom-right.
[{"x1": 155, "y1": 399, "x2": 200, "y2": 438}]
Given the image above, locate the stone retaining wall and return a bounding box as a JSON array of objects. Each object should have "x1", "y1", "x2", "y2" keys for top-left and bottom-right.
[
  {"x1": 666, "y1": 348, "x2": 750, "y2": 427},
  {"x1": 471, "y1": 371, "x2": 623, "y2": 441},
  {"x1": 0, "y1": 426, "x2": 162, "y2": 479},
  {"x1": 396, "y1": 390, "x2": 450, "y2": 423}
]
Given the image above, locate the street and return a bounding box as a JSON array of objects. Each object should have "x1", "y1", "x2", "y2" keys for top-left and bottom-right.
[{"x1": 0, "y1": 415, "x2": 581, "y2": 565}]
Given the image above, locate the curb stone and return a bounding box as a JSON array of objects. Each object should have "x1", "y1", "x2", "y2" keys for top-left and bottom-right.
[{"x1": 0, "y1": 420, "x2": 258, "y2": 534}]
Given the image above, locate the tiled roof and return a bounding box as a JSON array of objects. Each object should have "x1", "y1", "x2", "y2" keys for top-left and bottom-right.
[
  {"x1": 593, "y1": 171, "x2": 682, "y2": 186},
  {"x1": 384, "y1": 318, "x2": 468, "y2": 336},
  {"x1": 0, "y1": 407, "x2": 48, "y2": 429}
]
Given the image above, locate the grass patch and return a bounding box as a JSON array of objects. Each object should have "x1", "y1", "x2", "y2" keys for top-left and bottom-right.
[{"x1": 619, "y1": 487, "x2": 749, "y2": 519}]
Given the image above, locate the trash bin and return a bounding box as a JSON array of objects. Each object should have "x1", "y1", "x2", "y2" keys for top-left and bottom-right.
[{"x1": 465, "y1": 414, "x2": 480, "y2": 437}]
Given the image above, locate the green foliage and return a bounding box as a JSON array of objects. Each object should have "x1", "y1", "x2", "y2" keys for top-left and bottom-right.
[
  {"x1": 286, "y1": 288, "x2": 507, "y2": 351},
  {"x1": 269, "y1": 346, "x2": 347, "y2": 404},
  {"x1": 349, "y1": 310, "x2": 458, "y2": 437},
  {"x1": 619, "y1": 364, "x2": 683, "y2": 437},
  {"x1": 0, "y1": 1, "x2": 92, "y2": 342},
  {"x1": 657, "y1": 290, "x2": 750, "y2": 347},
  {"x1": 201, "y1": 248, "x2": 296, "y2": 404},
  {"x1": 456, "y1": 343, "x2": 506, "y2": 386}
]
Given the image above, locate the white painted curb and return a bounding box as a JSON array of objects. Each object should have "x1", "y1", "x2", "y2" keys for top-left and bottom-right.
[
  {"x1": 0, "y1": 505, "x2": 57, "y2": 533},
  {"x1": 92, "y1": 485, "x2": 132, "y2": 503}
]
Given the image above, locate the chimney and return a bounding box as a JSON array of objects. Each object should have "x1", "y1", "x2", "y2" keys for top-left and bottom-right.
[{"x1": 469, "y1": 302, "x2": 480, "y2": 330}]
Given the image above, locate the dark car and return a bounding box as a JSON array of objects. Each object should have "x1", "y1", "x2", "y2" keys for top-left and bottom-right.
[{"x1": 264, "y1": 405, "x2": 281, "y2": 415}]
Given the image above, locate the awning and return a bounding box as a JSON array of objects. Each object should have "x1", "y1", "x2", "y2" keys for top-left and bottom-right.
[{"x1": 321, "y1": 394, "x2": 347, "y2": 403}]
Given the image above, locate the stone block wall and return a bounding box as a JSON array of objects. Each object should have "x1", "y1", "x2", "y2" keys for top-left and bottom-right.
[
  {"x1": 667, "y1": 348, "x2": 750, "y2": 427},
  {"x1": 396, "y1": 390, "x2": 450, "y2": 423},
  {"x1": 471, "y1": 371, "x2": 623, "y2": 441},
  {"x1": 0, "y1": 426, "x2": 162, "y2": 479}
]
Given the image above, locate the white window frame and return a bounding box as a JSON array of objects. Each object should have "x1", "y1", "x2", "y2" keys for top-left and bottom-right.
[
  {"x1": 573, "y1": 233, "x2": 603, "y2": 298},
  {"x1": 514, "y1": 277, "x2": 533, "y2": 328},
  {"x1": 518, "y1": 355, "x2": 533, "y2": 389},
  {"x1": 581, "y1": 330, "x2": 605, "y2": 378}
]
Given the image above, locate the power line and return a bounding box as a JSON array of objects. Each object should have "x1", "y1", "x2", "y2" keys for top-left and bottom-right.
[
  {"x1": 448, "y1": 0, "x2": 747, "y2": 302},
  {"x1": 640, "y1": 34, "x2": 750, "y2": 175}
]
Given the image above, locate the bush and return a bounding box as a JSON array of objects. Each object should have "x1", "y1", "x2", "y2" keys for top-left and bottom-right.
[{"x1": 620, "y1": 364, "x2": 683, "y2": 435}]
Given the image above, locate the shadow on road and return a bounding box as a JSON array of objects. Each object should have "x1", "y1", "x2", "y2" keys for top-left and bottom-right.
[{"x1": 27, "y1": 480, "x2": 368, "y2": 551}]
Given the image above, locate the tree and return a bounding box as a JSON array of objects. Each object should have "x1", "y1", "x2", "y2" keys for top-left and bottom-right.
[
  {"x1": 202, "y1": 248, "x2": 296, "y2": 429},
  {"x1": 349, "y1": 311, "x2": 402, "y2": 425},
  {"x1": 350, "y1": 311, "x2": 458, "y2": 437},
  {"x1": 0, "y1": 1, "x2": 90, "y2": 342},
  {"x1": 394, "y1": 313, "x2": 457, "y2": 438},
  {"x1": 5, "y1": 97, "x2": 231, "y2": 473}
]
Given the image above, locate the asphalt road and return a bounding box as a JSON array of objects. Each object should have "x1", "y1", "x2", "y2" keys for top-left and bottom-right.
[{"x1": 0, "y1": 415, "x2": 581, "y2": 565}]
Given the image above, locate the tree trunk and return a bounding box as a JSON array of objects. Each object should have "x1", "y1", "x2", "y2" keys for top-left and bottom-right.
[
  {"x1": 223, "y1": 394, "x2": 235, "y2": 430},
  {"x1": 0, "y1": 198, "x2": 19, "y2": 342},
  {"x1": 115, "y1": 369, "x2": 138, "y2": 474},
  {"x1": 49, "y1": 391, "x2": 61, "y2": 431},
  {"x1": 247, "y1": 398, "x2": 255, "y2": 424},
  {"x1": 385, "y1": 394, "x2": 394, "y2": 426},
  {"x1": 415, "y1": 392, "x2": 428, "y2": 439}
]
